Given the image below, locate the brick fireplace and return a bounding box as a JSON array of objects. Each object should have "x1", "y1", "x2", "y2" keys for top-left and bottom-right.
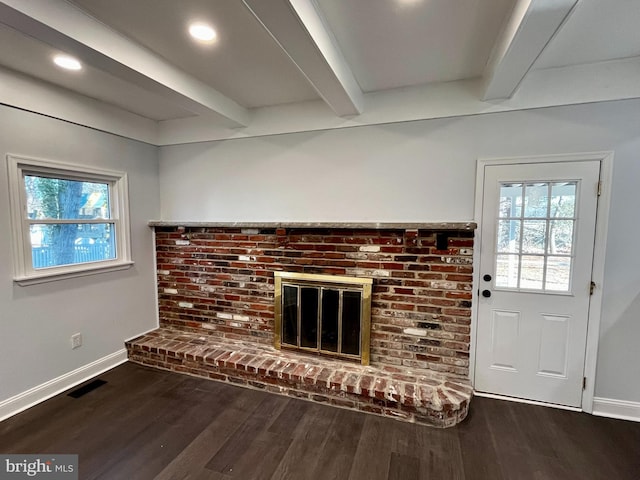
[{"x1": 127, "y1": 222, "x2": 476, "y2": 427}]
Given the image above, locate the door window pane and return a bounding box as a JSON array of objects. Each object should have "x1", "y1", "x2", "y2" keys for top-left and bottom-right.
[
  {"x1": 545, "y1": 257, "x2": 572, "y2": 291},
  {"x1": 524, "y1": 183, "x2": 549, "y2": 217},
  {"x1": 522, "y1": 220, "x2": 547, "y2": 254},
  {"x1": 520, "y1": 255, "x2": 544, "y2": 290},
  {"x1": 497, "y1": 220, "x2": 521, "y2": 253},
  {"x1": 496, "y1": 254, "x2": 520, "y2": 288},
  {"x1": 548, "y1": 220, "x2": 574, "y2": 255},
  {"x1": 550, "y1": 182, "x2": 576, "y2": 218},
  {"x1": 499, "y1": 183, "x2": 523, "y2": 218}
]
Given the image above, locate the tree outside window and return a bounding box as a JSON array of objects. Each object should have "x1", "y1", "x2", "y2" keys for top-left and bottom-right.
[{"x1": 25, "y1": 176, "x2": 115, "y2": 268}]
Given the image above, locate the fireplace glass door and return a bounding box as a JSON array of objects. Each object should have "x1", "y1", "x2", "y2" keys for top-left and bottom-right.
[{"x1": 275, "y1": 272, "x2": 372, "y2": 364}]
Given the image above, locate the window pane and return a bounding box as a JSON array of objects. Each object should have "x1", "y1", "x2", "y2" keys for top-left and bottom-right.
[
  {"x1": 30, "y1": 223, "x2": 116, "y2": 269},
  {"x1": 550, "y1": 182, "x2": 576, "y2": 218},
  {"x1": 499, "y1": 183, "x2": 522, "y2": 218},
  {"x1": 496, "y1": 254, "x2": 519, "y2": 288},
  {"x1": 522, "y1": 220, "x2": 547, "y2": 254},
  {"x1": 524, "y1": 183, "x2": 549, "y2": 217},
  {"x1": 520, "y1": 255, "x2": 544, "y2": 290},
  {"x1": 546, "y1": 257, "x2": 572, "y2": 291},
  {"x1": 25, "y1": 176, "x2": 110, "y2": 220},
  {"x1": 549, "y1": 220, "x2": 574, "y2": 255},
  {"x1": 497, "y1": 220, "x2": 521, "y2": 253}
]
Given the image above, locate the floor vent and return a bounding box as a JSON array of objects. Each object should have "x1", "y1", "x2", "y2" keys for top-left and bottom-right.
[{"x1": 68, "y1": 379, "x2": 107, "y2": 398}]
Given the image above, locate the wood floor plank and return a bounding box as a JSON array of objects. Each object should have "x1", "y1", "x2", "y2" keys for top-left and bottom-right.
[
  {"x1": 269, "y1": 403, "x2": 339, "y2": 480},
  {"x1": 205, "y1": 393, "x2": 288, "y2": 474},
  {"x1": 307, "y1": 408, "x2": 366, "y2": 480},
  {"x1": 413, "y1": 424, "x2": 465, "y2": 479},
  {"x1": 483, "y1": 398, "x2": 559, "y2": 459},
  {"x1": 498, "y1": 451, "x2": 572, "y2": 480},
  {"x1": 0, "y1": 363, "x2": 170, "y2": 452},
  {"x1": 217, "y1": 399, "x2": 311, "y2": 480},
  {"x1": 68, "y1": 375, "x2": 200, "y2": 479},
  {"x1": 190, "y1": 469, "x2": 233, "y2": 480},
  {"x1": 347, "y1": 415, "x2": 392, "y2": 480},
  {"x1": 388, "y1": 452, "x2": 420, "y2": 480},
  {"x1": 220, "y1": 431, "x2": 292, "y2": 480},
  {"x1": 155, "y1": 387, "x2": 268, "y2": 480},
  {"x1": 506, "y1": 401, "x2": 564, "y2": 458},
  {"x1": 541, "y1": 405, "x2": 639, "y2": 480},
  {"x1": 2, "y1": 363, "x2": 639, "y2": 480},
  {"x1": 267, "y1": 398, "x2": 311, "y2": 437},
  {"x1": 378, "y1": 414, "x2": 465, "y2": 480},
  {"x1": 457, "y1": 398, "x2": 505, "y2": 480},
  {"x1": 583, "y1": 415, "x2": 640, "y2": 480},
  {"x1": 91, "y1": 384, "x2": 243, "y2": 480}
]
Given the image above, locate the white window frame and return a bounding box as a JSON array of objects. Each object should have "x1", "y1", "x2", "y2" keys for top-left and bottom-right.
[{"x1": 7, "y1": 154, "x2": 133, "y2": 286}]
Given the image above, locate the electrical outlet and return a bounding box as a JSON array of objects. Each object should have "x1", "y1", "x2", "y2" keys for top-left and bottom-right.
[{"x1": 71, "y1": 333, "x2": 82, "y2": 349}]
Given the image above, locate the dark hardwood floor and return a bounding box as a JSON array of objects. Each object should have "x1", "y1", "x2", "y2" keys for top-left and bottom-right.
[{"x1": 1, "y1": 363, "x2": 638, "y2": 480}]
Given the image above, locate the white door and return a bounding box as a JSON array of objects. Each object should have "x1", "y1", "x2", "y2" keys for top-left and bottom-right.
[{"x1": 475, "y1": 161, "x2": 600, "y2": 407}]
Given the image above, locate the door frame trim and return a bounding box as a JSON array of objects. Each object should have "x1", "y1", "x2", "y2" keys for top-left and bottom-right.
[{"x1": 471, "y1": 151, "x2": 614, "y2": 413}]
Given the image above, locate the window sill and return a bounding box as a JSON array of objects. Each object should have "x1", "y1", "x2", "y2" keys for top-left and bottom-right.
[{"x1": 13, "y1": 261, "x2": 134, "y2": 286}]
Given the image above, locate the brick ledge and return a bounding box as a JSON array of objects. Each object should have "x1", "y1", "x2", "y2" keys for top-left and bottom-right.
[
  {"x1": 148, "y1": 221, "x2": 477, "y2": 230},
  {"x1": 126, "y1": 327, "x2": 472, "y2": 428}
]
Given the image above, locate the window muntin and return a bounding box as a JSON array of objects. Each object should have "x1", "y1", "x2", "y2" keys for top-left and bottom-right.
[
  {"x1": 7, "y1": 155, "x2": 132, "y2": 285},
  {"x1": 495, "y1": 181, "x2": 577, "y2": 293}
]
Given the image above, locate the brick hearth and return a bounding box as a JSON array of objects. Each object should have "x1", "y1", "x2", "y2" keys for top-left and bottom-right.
[
  {"x1": 126, "y1": 327, "x2": 472, "y2": 427},
  {"x1": 131, "y1": 222, "x2": 476, "y2": 427}
]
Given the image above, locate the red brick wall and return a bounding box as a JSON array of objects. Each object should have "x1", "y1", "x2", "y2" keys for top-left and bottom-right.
[{"x1": 155, "y1": 226, "x2": 474, "y2": 378}]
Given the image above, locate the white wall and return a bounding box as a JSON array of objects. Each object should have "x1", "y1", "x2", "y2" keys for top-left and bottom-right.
[
  {"x1": 0, "y1": 105, "x2": 159, "y2": 411},
  {"x1": 159, "y1": 99, "x2": 640, "y2": 404}
]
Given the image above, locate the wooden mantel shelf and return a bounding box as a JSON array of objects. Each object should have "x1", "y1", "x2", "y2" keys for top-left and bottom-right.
[{"x1": 148, "y1": 221, "x2": 477, "y2": 230}]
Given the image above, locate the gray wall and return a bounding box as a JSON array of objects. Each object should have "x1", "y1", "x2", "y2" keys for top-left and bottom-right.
[
  {"x1": 0, "y1": 106, "x2": 160, "y2": 404},
  {"x1": 159, "y1": 99, "x2": 640, "y2": 403}
]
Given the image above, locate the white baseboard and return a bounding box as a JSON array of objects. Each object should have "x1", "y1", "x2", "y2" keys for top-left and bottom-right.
[
  {"x1": 592, "y1": 397, "x2": 640, "y2": 423},
  {"x1": 0, "y1": 349, "x2": 128, "y2": 422}
]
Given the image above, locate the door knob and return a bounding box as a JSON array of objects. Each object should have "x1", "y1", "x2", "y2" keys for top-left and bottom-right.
[
  {"x1": 482, "y1": 289, "x2": 491, "y2": 298},
  {"x1": 483, "y1": 274, "x2": 492, "y2": 282}
]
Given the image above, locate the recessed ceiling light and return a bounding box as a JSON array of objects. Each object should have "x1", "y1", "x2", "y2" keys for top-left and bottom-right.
[
  {"x1": 189, "y1": 22, "x2": 217, "y2": 43},
  {"x1": 53, "y1": 54, "x2": 82, "y2": 71}
]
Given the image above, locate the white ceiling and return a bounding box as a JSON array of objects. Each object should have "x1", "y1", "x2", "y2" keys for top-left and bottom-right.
[
  {"x1": 315, "y1": 0, "x2": 516, "y2": 91},
  {"x1": 69, "y1": 0, "x2": 320, "y2": 108},
  {"x1": 0, "y1": 23, "x2": 194, "y2": 120},
  {"x1": 0, "y1": 0, "x2": 638, "y2": 143},
  {"x1": 533, "y1": 0, "x2": 640, "y2": 69}
]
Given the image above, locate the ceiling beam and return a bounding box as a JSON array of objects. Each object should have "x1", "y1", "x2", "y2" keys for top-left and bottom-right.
[
  {"x1": 243, "y1": 0, "x2": 363, "y2": 117},
  {"x1": 482, "y1": 0, "x2": 577, "y2": 101},
  {"x1": 0, "y1": 0, "x2": 250, "y2": 126}
]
